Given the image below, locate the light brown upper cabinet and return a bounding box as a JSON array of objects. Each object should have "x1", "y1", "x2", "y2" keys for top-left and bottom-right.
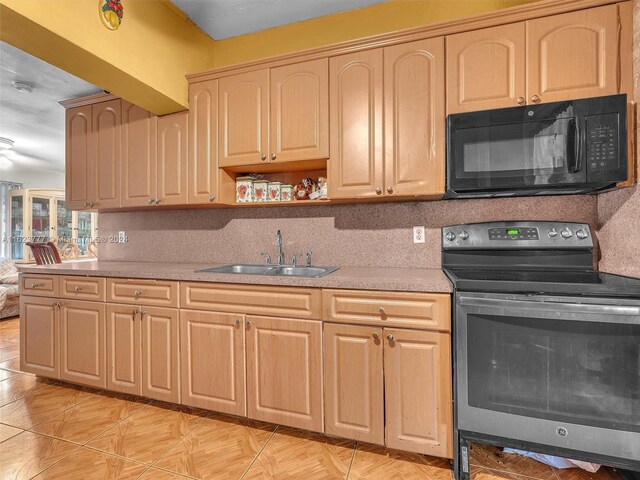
[
  {"x1": 65, "y1": 100, "x2": 121, "y2": 210},
  {"x1": 65, "y1": 106, "x2": 94, "y2": 210},
  {"x1": 329, "y1": 50, "x2": 384, "y2": 199},
  {"x1": 446, "y1": 23, "x2": 526, "y2": 114},
  {"x1": 447, "y1": 4, "x2": 626, "y2": 113},
  {"x1": 156, "y1": 111, "x2": 188, "y2": 206},
  {"x1": 384, "y1": 38, "x2": 445, "y2": 197},
  {"x1": 121, "y1": 101, "x2": 157, "y2": 208},
  {"x1": 188, "y1": 79, "x2": 219, "y2": 204},
  {"x1": 330, "y1": 41, "x2": 445, "y2": 199},
  {"x1": 219, "y1": 59, "x2": 329, "y2": 168}
]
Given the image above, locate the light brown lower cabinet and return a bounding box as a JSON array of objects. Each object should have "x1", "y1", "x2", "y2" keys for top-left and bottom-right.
[
  {"x1": 384, "y1": 328, "x2": 453, "y2": 458},
  {"x1": 59, "y1": 300, "x2": 106, "y2": 389},
  {"x1": 106, "y1": 303, "x2": 180, "y2": 403},
  {"x1": 245, "y1": 315, "x2": 324, "y2": 432},
  {"x1": 180, "y1": 309, "x2": 246, "y2": 416},
  {"x1": 324, "y1": 323, "x2": 384, "y2": 445},
  {"x1": 20, "y1": 295, "x2": 59, "y2": 378},
  {"x1": 323, "y1": 324, "x2": 452, "y2": 456}
]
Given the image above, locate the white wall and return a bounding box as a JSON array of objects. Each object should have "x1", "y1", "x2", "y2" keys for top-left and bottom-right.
[{"x1": 0, "y1": 164, "x2": 65, "y2": 189}]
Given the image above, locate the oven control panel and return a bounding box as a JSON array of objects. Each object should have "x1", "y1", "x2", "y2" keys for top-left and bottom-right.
[{"x1": 443, "y1": 222, "x2": 593, "y2": 250}]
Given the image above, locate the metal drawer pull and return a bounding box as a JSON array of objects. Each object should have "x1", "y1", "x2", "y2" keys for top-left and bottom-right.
[
  {"x1": 531, "y1": 94, "x2": 541, "y2": 103},
  {"x1": 387, "y1": 334, "x2": 394, "y2": 342},
  {"x1": 372, "y1": 332, "x2": 379, "y2": 340},
  {"x1": 31, "y1": 283, "x2": 42, "y2": 288},
  {"x1": 246, "y1": 320, "x2": 252, "y2": 327},
  {"x1": 378, "y1": 306, "x2": 386, "y2": 315},
  {"x1": 74, "y1": 286, "x2": 82, "y2": 292},
  {"x1": 517, "y1": 96, "x2": 525, "y2": 105},
  {"x1": 235, "y1": 319, "x2": 241, "y2": 327},
  {"x1": 134, "y1": 290, "x2": 142, "y2": 296},
  {"x1": 209, "y1": 194, "x2": 216, "y2": 202}
]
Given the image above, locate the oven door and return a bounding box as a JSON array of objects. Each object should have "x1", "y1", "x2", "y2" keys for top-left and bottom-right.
[
  {"x1": 455, "y1": 292, "x2": 640, "y2": 462},
  {"x1": 447, "y1": 102, "x2": 586, "y2": 195}
]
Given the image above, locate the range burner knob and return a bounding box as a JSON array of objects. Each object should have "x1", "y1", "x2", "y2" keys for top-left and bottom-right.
[
  {"x1": 445, "y1": 231, "x2": 456, "y2": 242},
  {"x1": 561, "y1": 227, "x2": 573, "y2": 239},
  {"x1": 576, "y1": 229, "x2": 589, "y2": 240},
  {"x1": 459, "y1": 231, "x2": 469, "y2": 240},
  {"x1": 547, "y1": 228, "x2": 558, "y2": 237}
]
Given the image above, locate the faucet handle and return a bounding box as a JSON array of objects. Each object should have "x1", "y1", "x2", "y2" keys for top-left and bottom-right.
[
  {"x1": 291, "y1": 253, "x2": 304, "y2": 267},
  {"x1": 260, "y1": 252, "x2": 272, "y2": 265},
  {"x1": 306, "y1": 251, "x2": 313, "y2": 267}
]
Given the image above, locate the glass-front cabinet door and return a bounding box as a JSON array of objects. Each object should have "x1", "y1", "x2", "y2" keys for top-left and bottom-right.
[
  {"x1": 55, "y1": 199, "x2": 73, "y2": 246},
  {"x1": 9, "y1": 194, "x2": 24, "y2": 260},
  {"x1": 31, "y1": 196, "x2": 51, "y2": 243}
]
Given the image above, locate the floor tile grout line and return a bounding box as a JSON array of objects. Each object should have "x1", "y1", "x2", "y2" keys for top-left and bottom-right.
[
  {"x1": 345, "y1": 441, "x2": 358, "y2": 480},
  {"x1": 145, "y1": 410, "x2": 212, "y2": 471},
  {"x1": 0, "y1": 379, "x2": 61, "y2": 409},
  {"x1": 239, "y1": 424, "x2": 280, "y2": 480}
]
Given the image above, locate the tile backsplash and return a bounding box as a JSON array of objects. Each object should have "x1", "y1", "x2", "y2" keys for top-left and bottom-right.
[{"x1": 98, "y1": 195, "x2": 598, "y2": 268}]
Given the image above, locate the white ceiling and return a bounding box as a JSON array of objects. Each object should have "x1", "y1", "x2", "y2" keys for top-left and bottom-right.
[
  {"x1": 170, "y1": 0, "x2": 386, "y2": 40},
  {"x1": 0, "y1": 41, "x2": 101, "y2": 176}
]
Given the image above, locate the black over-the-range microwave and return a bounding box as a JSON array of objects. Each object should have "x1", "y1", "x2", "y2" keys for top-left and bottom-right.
[{"x1": 445, "y1": 94, "x2": 628, "y2": 199}]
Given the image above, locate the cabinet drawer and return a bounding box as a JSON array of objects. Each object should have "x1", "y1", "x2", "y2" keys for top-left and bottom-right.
[
  {"x1": 107, "y1": 278, "x2": 178, "y2": 307},
  {"x1": 60, "y1": 276, "x2": 106, "y2": 301},
  {"x1": 322, "y1": 289, "x2": 450, "y2": 332},
  {"x1": 181, "y1": 282, "x2": 321, "y2": 320},
  {"x1": 20, "y1": 274, "x2": 58, "y2": 297}
]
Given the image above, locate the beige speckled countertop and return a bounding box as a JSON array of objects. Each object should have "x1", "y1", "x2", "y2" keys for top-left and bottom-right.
[{"x1": 18, "y1": 260, "x2": 452, "y2": 293}]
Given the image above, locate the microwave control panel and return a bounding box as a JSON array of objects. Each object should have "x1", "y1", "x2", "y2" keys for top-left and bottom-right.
[{"x1": 586, "y1": 113, "x2": 619, "y2": 172}]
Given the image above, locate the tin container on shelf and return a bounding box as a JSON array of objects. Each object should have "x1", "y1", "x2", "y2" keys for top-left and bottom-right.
[
  {"x1": 268, "y1": 182, "x2": 282, "y2": 202},
  {"x1": 280, "y1": 184, "x2": 293, "y2": 202},
  {"x1": 253, "y1": 180, "x2": 269, "y2": 202},
  {"x1": 235, "y1": 176, "x2": 254, "y2": 203}
]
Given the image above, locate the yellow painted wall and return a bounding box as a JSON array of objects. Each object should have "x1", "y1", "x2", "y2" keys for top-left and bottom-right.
[
  {"x1": 0, "y1": 0, "x2": 216, "y2": 114},
  {"x1": 213, "y1": 0, "x2": 540, "y2": 67}
]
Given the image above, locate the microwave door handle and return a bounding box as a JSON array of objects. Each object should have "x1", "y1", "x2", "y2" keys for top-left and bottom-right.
[{"x1": 567, "y1": 119, "x2": 579, "y2": 173}]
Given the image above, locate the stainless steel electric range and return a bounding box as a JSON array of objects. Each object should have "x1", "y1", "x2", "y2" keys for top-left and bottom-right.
[{"x1": 442, "y1": 221, "x2": 640, "y2": 480}]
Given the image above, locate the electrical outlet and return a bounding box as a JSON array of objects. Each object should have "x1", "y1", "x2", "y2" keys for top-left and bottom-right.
[
  {"x1": 413, "y1": 226, "x2": 425, "y2": 244},
  {"x1": 118, "y1": 231, "x2": 126, "y2": 243}
]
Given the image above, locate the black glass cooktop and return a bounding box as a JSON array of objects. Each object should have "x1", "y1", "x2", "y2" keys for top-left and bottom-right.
[{"x1": 444, "y1": 268, "x2": 640, "y2": 297}]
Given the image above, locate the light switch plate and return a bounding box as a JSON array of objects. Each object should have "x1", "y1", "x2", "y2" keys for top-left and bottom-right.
[{"x1": 413, "y1": 226, "x2": 425, "y2": 244}]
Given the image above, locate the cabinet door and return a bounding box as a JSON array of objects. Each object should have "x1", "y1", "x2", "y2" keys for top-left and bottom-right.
[
  {"x1": 246, "y1": 315, "x2": 323, "y2": 432},
  {"x1": 384, "y1": 38, "x2": 445, "y2": 197},
  {"x1": 180, "y1": 310, "x2": 245, "y2": 415},
  {"x1": 121, "y1": 101, "x2": 157, "y2": 207},
  {"x1": 188, "y1": 79, "x2": 218, "y2": 204},
  {"x1": 527, "y1": 5, "x2": 619, "y2": 104},
  {"x1": 20, "y1": 296, "x2": 59, "y2": 378},
  {"x1": 65, "y1": 106, "x2": 94, "y2": 210},
  {"x1": 329, "y1": 50, "x2": 384, "y2": 199},
  {"x1": 446, "y1": 23, "x2": 526, "y2": 113},
  {"x1": 157, "y1": 111, "x2": 188, "y2": 206},
  {"x1": 384, "y1": 328, "x2": 452, "y2": 458},
  {"x1": 92, "y1": 100, "x2": 121, "y2": 209},
  {"x1": 106, "y1": 304, "x2": 141, "y2": 395},
  {"x1": 324, "y1": 323, "x2": 384, "y2": 445},
  {"x1": 219, "y1": 69, "x2": 269, "y2": 167},
  {"x1": 141, "y1": 307, "x2": 180, "y2": 403},
  {"x1": 270, "y1": 59, "x2": 329, "y2": 162},
  {"x1": 59, "y1": 300, "x2": 106, "y2": 389}
]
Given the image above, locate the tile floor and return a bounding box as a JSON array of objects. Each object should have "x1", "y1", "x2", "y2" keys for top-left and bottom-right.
[{"x1": 0, "y1": 317, "x2": 626, "y2": 480}]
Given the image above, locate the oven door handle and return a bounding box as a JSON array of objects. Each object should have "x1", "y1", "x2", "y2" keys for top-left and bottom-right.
[{"x1": 458, "y1": 295, "x2": 640, "y2": 317}]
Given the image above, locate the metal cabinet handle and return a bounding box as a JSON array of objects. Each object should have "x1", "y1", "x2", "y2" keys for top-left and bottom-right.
[
  {"x1": 140, "y1": 311, "x2": 147, "y2": 317},
  {"x1": 386, "y1": 186, "x2": 393, "y2": 194},
  {"x1": 387, "y1": 334, "x2": 395, "y2": 342},
  {"x1": 74, "y1": 286, "x2": 82, "y2": 292},
  {"x1": 372, "y1": 332, "x2": 379, "y2": 340},
  {"x1": 31, "y1": 283, "x2": 42, "y2": 288},
  {"x1": 132, "y1": 309, "x2": 138, "y2": 321},
  {"x1": 270, "y1": 153, "x2": 276, "y2": 161},
  {"x1": 261, "y1": 154, "x2": 267, "y2": 161},
  {"x1": 517, "y1": 96, "x2": 526, "y2": 105},
  {"x1": 375, "y1": 187, "x2": 382, "y2": 195},
  {"x1": 155, "y1": 198, "x2": 161, "y2": 205},
  {"x1": 148, "y1": 198, "x2": 155, "y2": 205},
  {"x1": 208, "y1": 194, "x2": 216, "y2": 202},
  {"x1": 134, "y1": 290, "x2": 142, "y2": 296},
  {"x1": 235, "y1": 319, "x2": 241, "y2": 327},
  {"x1": 57, "y1": 301, "x2": 63, "y2": 308},
  {"x1": 531, "y1": 95, "x2": 541, "y2": 103},
  {"x1": 378, "y1": 306, "x2": 386, "y2": 315},
  {"x1": 246, "y1": 320, "x2": 252, "y2": 327}
]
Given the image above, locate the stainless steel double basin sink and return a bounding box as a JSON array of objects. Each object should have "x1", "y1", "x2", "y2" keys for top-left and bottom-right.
[{"x1": 197, "y1": 264, "x2": 339, "y2": 278}]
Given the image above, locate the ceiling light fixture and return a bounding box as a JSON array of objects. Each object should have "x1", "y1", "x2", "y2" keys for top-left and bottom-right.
[
  {"x1": 12, "y1": 81, "x2": 34, "y2": 94},
  {"x1": 0, "y1": 137, "x2": 14, "y2": 150}
]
